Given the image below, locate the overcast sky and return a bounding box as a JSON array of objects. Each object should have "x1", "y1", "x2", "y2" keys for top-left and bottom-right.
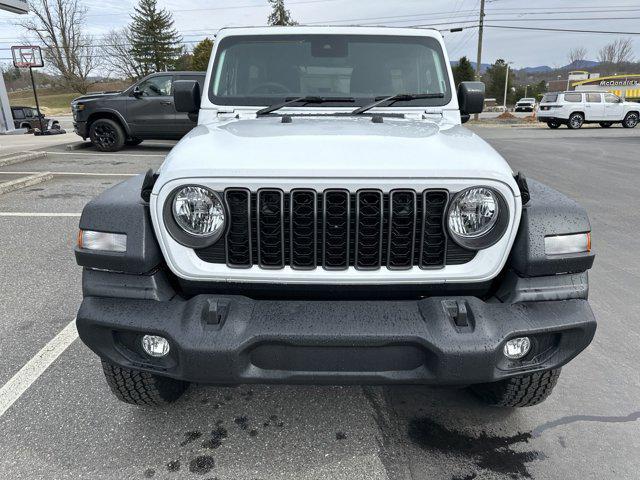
[{"x1": 1, "y1": 0, "x2": 640, "y2": 71}]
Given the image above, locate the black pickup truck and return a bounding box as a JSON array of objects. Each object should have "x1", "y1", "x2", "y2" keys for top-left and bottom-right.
[{"x1": 71, "y1": 72, "x2": 205, "y2": 152}]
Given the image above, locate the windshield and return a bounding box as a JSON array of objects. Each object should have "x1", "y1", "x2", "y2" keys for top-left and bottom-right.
[
  {"x1": 541, "y1": 93, "x2": 558, "y2": 103},
  {"x1": 210, "y1": 34, "x2": 451, "y2": 108}
]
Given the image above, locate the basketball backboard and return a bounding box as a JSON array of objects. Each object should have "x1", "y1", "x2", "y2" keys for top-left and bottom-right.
[
  {"x1": 11, "y1": 45, "x2": 44, "y2": 68},
  {"x1": 0, "y1": 0, "x2": 28, "y2": 14}
]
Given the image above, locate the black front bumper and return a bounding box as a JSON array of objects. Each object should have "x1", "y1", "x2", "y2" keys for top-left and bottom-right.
[
  {"x1": 77, "y1": 279, "x2": 596, "y2": 386},
  {"x1": 74, "y1": 120, "x2": 88, "y2": 139}
]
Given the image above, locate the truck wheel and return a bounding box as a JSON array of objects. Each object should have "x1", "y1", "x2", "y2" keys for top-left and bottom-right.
[
  {"x1": 125, "y1": 138, "x2": 143, "y2": 146},
  {"x1": 547, "y1": 121, "x2": 560, "y2": 129},
  {"x1": 622, "y1": 112, "x2": 638, "y2": 128},
  {"x1": 567, "y1": 113, "x2": 584, "y2": 129},
  {"x1": 469, "y1": 369, "x2": 561, "y2": 408},
  {"x1": 90, "y1": 118, "x2": 125, "y2": 152},
  {"x1": 101, "y1": 360, "x2": 188, "y2": 406},
  {"x1": 599, "y1": 122, "x2": 612, "y2": 128}
]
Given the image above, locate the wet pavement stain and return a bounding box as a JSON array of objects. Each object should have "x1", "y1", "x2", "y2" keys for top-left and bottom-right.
[
  {"x1": 202, "y1": 426, "x2": 228, "y2": 450},
  {"x1": 234, "y1": 416, "x2": 249, "y2": 430},
  {"x1": 249, "y1": 429, "x2": 259, "y2": 437},
  {"x1": 180, "y1": 430, "x2": 203, "y2": 446},
  {"x1": 143, "y1": 468, "x2": 155, "y2": 478},
  {"x1": 166, "y1": 460, "x2": 181, "y2": 472},
  {"x1": 408, "y1": 418, "x2": 541, "y2": 479},
  {"x1": 451, "y1": 474, "x2": 477, "y2": 480},
  {"x1": 336, "y1": 431, "x2": 347, "y2": 440},
  {"x1": 189, "y1": 455, "x2": 216, "y2": 475}
]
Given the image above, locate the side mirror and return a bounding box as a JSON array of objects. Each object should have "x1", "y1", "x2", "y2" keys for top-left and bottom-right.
[
  {"x1": 457, "y1": 81, "x2": 485, "y2": 123},
  {"x1": 174, "y1": 80, "x2": 201, "y2": 114},
  {"x1": 132, "y1": 85, "x2": 143, "y2": 97}
]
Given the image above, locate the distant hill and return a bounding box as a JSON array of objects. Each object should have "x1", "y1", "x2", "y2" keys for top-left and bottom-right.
[{"x1": 519, "y1": 65, "x2": 553, "y2": 74}]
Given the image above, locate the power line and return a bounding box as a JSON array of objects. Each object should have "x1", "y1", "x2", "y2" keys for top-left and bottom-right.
[{"x1": 483, "y1": 24, "x2": 640, "y2": 35}]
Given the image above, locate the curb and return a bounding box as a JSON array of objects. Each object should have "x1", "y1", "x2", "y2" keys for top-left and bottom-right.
[
  {"x1": 66, "y1": 142, "x2": 92, "y2": 151},
  {"x1": 0, "y1": 151, "x2": 47, "y2": 167},
  {"x1": 0, "y1": 172, "x2": 54, "y2": 195}
]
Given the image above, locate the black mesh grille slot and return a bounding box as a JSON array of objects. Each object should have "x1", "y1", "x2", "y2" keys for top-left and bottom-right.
[
  {"x1": 290, "y1": 189, "x2": 317, "y2": 269},
  {"x1": 323, "y1": 190, "x2": 350, "y2": 269},
  {"x1": 388, "y1": 190, "x2": 417, "y2": 270},
  {"x1": 421, "y1": 190, "x2": 448, "y2": 268},
  {"x1": 257, "y1": 189, "x2": 284, "y2": 268},
  {"x1": 355, "y1": 190, "x2": 383, "y2": 269},
  {"x1": 225, "y1": 189, "x2": 252, "y2": 267}
]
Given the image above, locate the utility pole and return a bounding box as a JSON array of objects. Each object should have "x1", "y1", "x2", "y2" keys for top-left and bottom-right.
[{"x1": 474, "y1": 0, "x2": 486, "y2": 120}]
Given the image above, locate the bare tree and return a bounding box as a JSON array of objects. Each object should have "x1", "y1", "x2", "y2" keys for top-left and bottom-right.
[
  {"x1": 19, "y1": 0, "x2": 98, "y2": 93},
  {"x1": 598, "y1": 38, "x2": 634, "y2": 65},
  {"x1": 568, "y1": 46, "x2": 587, "y2": 65},
  {"x1": 101, "y1": 28, "x2": 144, "y2": 81}
]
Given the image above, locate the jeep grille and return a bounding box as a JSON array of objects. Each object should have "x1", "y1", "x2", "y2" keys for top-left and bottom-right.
[{"x1": 195, "y1": 188, "x2": 476, "y2": 270}]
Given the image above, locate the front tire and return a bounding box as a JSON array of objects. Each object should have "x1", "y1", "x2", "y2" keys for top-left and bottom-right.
[
  {"x1": 567, "y1": 113, "x2": 584, "y2": 129},
  {"x1": 469, "y1": 369, "x2": 561, "y2": 408},
  {"x1": 622, "y1": 112, "x2": 639, "y2": 128},
  {"x1": 599, "y1": 122, "x2": 613, "y2": 128},
  {"x1": 547, "y1": 120, "x2": 560, "y2": 129},
  {"x1": 101, "y1": 360, "x2": 189, "y2": 406},
  {"x1": 90, "y1": 118, "x2": 125, "y2": 152}
]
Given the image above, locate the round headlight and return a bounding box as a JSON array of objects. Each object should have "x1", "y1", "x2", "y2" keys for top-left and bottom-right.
[
  {"x1": 447, "y1": 187, "x2": 508, "y2": 250},
  {"x1": 172, "y1": 186, "x2": 225, "y2": 237}
]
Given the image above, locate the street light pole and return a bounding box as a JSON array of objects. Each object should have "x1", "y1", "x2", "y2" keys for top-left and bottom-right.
[{"x1": 503, "y1": 63, "x2": 510, "y2": 110}]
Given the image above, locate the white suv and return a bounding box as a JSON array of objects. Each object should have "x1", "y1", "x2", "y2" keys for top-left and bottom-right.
[
  {"x1": 538, "y1": 91, "x2": 639, "y2": 129},
  {"x1": 515, "y1": 98, "x2": 536, "y2": 112}
]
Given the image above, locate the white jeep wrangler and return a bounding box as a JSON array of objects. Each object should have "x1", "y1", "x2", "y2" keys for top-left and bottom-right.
[{"x1": 75, "y1": 27, "x2": 596, "y2": 408}]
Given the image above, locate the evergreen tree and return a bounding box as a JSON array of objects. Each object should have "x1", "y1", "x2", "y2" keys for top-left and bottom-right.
[
  {"x1": 192, "y1": 38, "x2": 215, "y2": 71},
  {"x1": 129, "y1": 0, "x2": 183, "y2": 75},
  {"x1": 268, "y1": 0, "x2": 298, "y2": 26},
  {"x1": 482, "y1": 59, "x2": 515, "y2": 104},
  {"x1": 452, "y1": 56, "x2": 476, "y2": 86}
]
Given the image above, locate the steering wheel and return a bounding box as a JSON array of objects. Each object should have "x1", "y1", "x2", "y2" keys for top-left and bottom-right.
[{"x1": 249, "y1": 82, "x2": 291, "y2": 95}]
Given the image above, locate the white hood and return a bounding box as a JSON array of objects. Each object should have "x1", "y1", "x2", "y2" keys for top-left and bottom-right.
[{"x1": 155, "y1": 116, "x2": 518, "y2": 193}]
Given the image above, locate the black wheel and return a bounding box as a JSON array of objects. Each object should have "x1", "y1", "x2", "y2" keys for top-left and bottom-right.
[
  {"x1": 599, "y1": 122, "x2": 613, "y2": 128},
  {"x1": 622, "y1": 112, "x2": 639, "y2": 128},
  {"x1": 101, "y1": 360, "x2": 189, "y2": 406},
  {"x1": 547, "y1": 121, "x2": 560, "y2": 129},
  {"x1": 89, "y1": 118, "x2": 125, "y2": 152},
  {"x1": 567, "y1": 113, "x2": 584, "y2": 129},
  {"x1": 469, "y1": 369, "x2": 561, "y2": 408},
  {"x1": 125, "y1": 138, "x2": 144, "y2": 146}
]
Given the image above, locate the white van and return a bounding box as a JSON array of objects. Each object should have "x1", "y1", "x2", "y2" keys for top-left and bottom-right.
[{"x1": 538, "y1": 91, "x2": 639, "y2": 129}]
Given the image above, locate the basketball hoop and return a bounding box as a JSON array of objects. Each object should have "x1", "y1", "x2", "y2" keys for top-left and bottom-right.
[{"x1": 11, "y1": 46, "x2": 44, "y2": 69}]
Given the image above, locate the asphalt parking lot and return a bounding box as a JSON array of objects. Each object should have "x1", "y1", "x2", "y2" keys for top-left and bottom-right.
[{"x1": 0, "y1": 125, "x2": 639, "y2": 480}]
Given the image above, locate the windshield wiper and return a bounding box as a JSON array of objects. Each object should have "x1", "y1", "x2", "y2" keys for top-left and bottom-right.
[
  {"x1": 256, "y1": 96, "x2": 355, "y2": 116},
  {"x1": 352, "y1": 93, "x2": 445, "y2": 115}
]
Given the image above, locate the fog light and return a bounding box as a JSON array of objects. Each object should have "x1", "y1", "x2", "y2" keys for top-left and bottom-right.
[
  {"x1": 141, "y1": 335, "x2": 170, "y2": 357},
  {"x1": 503, "y1": 337, "x2": 531, "y2": 359}
]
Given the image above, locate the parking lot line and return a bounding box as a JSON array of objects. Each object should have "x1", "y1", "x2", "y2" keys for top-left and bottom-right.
[
  {"x1": 0, "y1": 319, "x2": 78, "y2": 418},
  {"x1": 41, "y1": 151, "x2": 167, "y2": 158},
  {"x1": 0, "y1": 212, "x2": 81, "y2": 217},
  {"x1": 0, "y1": 171, "x2": 135, "y2": 177}
]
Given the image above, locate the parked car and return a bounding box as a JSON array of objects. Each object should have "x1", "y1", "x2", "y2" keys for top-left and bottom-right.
[
  {"x1": 71, "y1": 71, "x2": 206, "y2": 152},
  {"x1": 75, "y1": 26, "x2": 596, "y2": 409},
  {"x1": 11, "y1": 105, "x2": 60, "y2": 132},
  {"x1": 514, "y1": 98, "x2": 536, "y2": 112},
  {"x1": 538, "y1": 91, "x2": 639, "y2": 129}
]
